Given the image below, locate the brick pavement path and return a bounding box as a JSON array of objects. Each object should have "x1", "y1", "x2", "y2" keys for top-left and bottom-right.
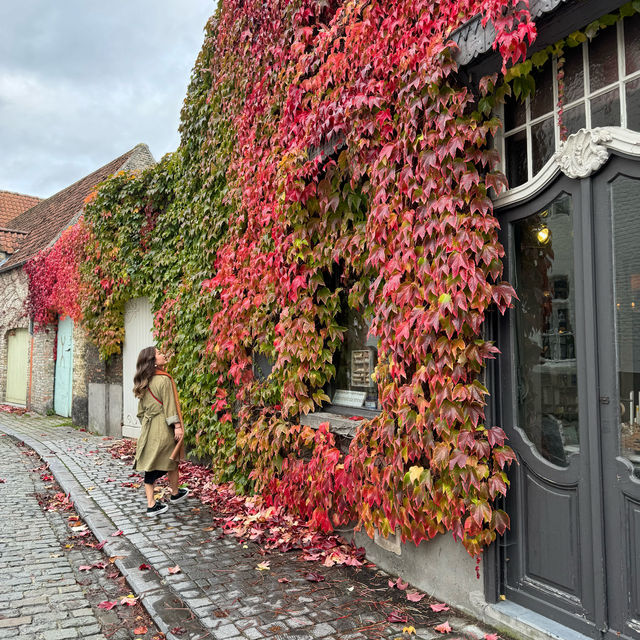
[{"x1": 0, "y1": 413, "x2": 505, "y2": 640}]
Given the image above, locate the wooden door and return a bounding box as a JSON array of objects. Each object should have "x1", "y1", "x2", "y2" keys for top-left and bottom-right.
[
  {"x1": 122, "y1": 297, "x2": 155, "y2": 438},
  {"x1": 54, "y1": 316, "x2": 73, "y2": 417},
  {"x1": 6, "y1": 329, "x2": 29, "y2": 405}
]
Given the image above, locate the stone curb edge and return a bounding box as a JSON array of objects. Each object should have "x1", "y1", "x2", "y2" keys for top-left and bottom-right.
[{"x1": 0, "y1": 425, "x2": 211, "y2": 640}]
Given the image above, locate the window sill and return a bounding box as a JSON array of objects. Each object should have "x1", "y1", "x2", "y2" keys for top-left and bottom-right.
[{"x1": 300, "y1": 406, "x2": 379, "y2": 439}]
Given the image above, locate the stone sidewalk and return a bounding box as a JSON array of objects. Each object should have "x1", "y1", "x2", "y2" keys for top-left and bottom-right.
[
  {"x1": 0, "y1": 413, "x2": 506, "y2": 640},
  {"x1": 0, "y1": 434, "x2": 161, "y2": 640}
]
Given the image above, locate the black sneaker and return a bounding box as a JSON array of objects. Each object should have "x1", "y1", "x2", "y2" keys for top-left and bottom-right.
[
  {"x1": 170, "y1": 488, "x2": 189, "y2": 504},
  {"x1": 146, "y1": 500, "x2": 168, "y2": 516}
]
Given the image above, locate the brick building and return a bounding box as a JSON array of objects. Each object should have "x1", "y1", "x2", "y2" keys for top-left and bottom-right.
[{"x1": 0, "y1": 144, "x2": 154, "y2": 422}]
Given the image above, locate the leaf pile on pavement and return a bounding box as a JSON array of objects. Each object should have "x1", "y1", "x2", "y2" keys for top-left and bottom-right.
[
  {"x1": 108, "y1": 438, "x2": 366, "y2": 567},
  {"x1": 0, "y1": 404, "x2": 27, "y2": 415}
]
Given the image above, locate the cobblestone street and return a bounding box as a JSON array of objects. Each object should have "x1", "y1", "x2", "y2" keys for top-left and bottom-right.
[
  {"x1": 0, "y1": 413, "x2": 506, "y2": 640},
  {"x1": 0, "y1": 430, "x2": 160, "y2": 640}
]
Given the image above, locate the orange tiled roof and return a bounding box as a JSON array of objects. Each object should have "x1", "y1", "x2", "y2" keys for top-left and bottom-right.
[
  {"x1": 0, "y1": 227, "x2": 28, "y2": 255},
  {"x1": 0, "y1": 190, "x2": 41, "y2": 227},
  {"x1": 0, "y1": 144, "x2": 154, "y2": 273}
]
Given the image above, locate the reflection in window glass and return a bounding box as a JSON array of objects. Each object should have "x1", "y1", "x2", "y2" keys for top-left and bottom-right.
[
  {"x1": 334, "y1": 307, "x2": 378, "y2": 409},
  {"x1": 504, "y1": 92, "x2": 526, "y2": 131},
  {"x1": 626, "y1": 78, "x2": 640, "y2": 132},
  {"x1": 505, "y1": 130, "x2": 528, "y2": 189},
  {"x1": 531, "y1": 65, "x2": 554, "y2": 119},
  {"x1": 563, "y1": 103, "x2": 586, "y2": 136},
  {"x1": 612, "y1": 176, "x2": 640, "y2": 474},
  {"x1": 563, "y1": 45, "x2": 585, "y2": 103},
  {"x1": 532, "y1": 117, "x2": 555, "y2": 174},
  {"x1": 625, "y1": 12, "x2": 640, "y2": 75},
  {"x1": 590, "y1": 88, "x2": 621, "y2": 128},
  {"x1": 589, "y1": 26, "x2": 619, "y2": 92},
  {"x1": 514, "y1": 194, "x2": 578, "y2": 467}
]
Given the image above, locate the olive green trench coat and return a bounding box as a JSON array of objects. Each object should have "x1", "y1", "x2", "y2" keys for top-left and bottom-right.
[{"x1": 133, "y1": 374, "x2": 179, "y2": 472}]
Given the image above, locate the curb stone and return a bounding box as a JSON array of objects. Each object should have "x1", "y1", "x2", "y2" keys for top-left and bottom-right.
[{"x1": 0, "y1": 424, "x2": 211, "y2": 640}]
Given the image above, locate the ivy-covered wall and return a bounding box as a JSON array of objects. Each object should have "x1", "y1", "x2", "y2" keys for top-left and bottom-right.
[{"x1": 25, "y1": 0, "x2": 542, "y2": 556}]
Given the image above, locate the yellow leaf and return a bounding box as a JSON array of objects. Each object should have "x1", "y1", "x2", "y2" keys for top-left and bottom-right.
[
  {"x1": 408, "y1": 466, "x2": 423, "y2": 484},
  {"x1": 403, "y1": 626, "x2": 416, "y2": 634}
]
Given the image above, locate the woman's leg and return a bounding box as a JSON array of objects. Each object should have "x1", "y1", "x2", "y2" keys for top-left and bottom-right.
[
  {"x1": 168, "y1": 469, "x2": 179, "y2": 496},
  {"x1": 144, "y1": 481, "x2": 156, "y2": 508}
]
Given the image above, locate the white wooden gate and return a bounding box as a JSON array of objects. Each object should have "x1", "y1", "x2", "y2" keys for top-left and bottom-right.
[
  {"x1": 122, "y1": 297, "x2": 154, "y2": 438},
  {"x1": 6, "y1": 329, "x2": 29, "y2": 405}
]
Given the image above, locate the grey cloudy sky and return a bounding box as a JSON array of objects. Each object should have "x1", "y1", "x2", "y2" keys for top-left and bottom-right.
[{"x1": 0, "y1": 1, "x2": 215, "y2": 198}]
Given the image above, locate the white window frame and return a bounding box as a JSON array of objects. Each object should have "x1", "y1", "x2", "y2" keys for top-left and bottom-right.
[{"x1": 500, "y1": 16, "x2": 640, "y2": 188}]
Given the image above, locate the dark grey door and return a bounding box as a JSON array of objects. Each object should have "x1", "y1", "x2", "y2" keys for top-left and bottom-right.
[
  {"x1": 593, "y1": 156, "x2": 640, "y2": 640},
  {"x1": 499, "y1": 176, "x2": 603, "y2": 637},
  {"x1": 499, "y1": 155, "x2": 640, "y2": 639}
]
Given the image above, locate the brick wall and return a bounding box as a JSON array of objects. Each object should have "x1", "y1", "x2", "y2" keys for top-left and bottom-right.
[
  {"x1": 30, "y1": 328, "x2": 55, "y2": 413},
  {"x1": 0, "y1": 268, "x2": 29, "y2": 403}
]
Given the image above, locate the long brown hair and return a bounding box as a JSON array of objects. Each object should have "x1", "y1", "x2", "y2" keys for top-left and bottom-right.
[{"x1": 133, "y1": 346, "x2": 156, "y2": 399}]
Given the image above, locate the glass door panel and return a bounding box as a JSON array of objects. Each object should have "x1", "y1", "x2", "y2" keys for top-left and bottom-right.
[
  {"x1": 612, "y1": 174, "x2": 640, "y2": 475},
  {"x1": 513, "y1": 193, "x2": 579, "y2": 466}
]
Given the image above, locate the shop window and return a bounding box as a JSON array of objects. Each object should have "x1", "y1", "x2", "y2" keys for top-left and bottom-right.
[
  {"x1": 330, "y1": 306, "x2": 379, "y2": 412},
  {"x1": 500, "y1": 14, "x2": 640, "y2": 189}
]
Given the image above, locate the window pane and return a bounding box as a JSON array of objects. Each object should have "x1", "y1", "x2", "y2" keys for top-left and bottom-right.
[
  {"x1": 531, "y1": 64, "x2": 554, "y2": 119},
  {"x1": 563, "y1": 45, "x2": 585, "y2": 103},
  {"x1": 589, "y1": 26, "x2": 619, "y2": 92},
  {"x1": 505, "y1": 92, "x2": 526, "y2": 131},
  {"x1": 626, "y1": 78, "x2": 640, "y2": 131},
  {"x1": 513, "y1": 193, "x2": 578, "y2": 467},
  {"x1": 625, "y1": 12, "x2": 640, "y2": 75},
  {"x1": 611, "y1": 175, "x2": 640, "y2": 476},
  {"x1": 505, "y1": 130, "x2": 528, "y2": 188},
  {"x1": 590, "y1": 88, "x2": 621, "y2": 128},
  {"x1": 563, "y1": 103, "x2": 586, "y2": 136},
  {"x1": 532, "y1": 116, "x2": 554, "y2": 174},
  {"x1": 334, "y1": 308, "x2": 378, "y2": 409}
]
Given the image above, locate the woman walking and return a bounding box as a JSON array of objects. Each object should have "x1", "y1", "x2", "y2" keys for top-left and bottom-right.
[{"x1": 133, "y1": 346, "x2": 189, "y2": 516}]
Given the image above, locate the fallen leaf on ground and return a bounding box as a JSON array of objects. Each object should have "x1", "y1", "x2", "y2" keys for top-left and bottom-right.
[
  {"x1": 120, "y1": 594, "x2": 138, "y2": 606},
  {"x1": 389, "y1": 577, "x2": 409, "y2": 590},
  {"x1": 134, "y1": 626, "x2": 148, "y2": 635},
  {"x1": 406, "y1": 590, "x2": 426, "y2": 602},
  {"x1": 139, "y1": 563, "x2": 151, "y2": 571},
  {"x1": 111, "y1": 530, "x2": 123, "y2": 537},
  {"x1": 402, "y1": 626, "x2": 416, "y2": 634},
  {"x1": 277, "y1": 577, "x2": 291, "y2": 583},
  {"x1": 430, "y1": 603, "x2": 450, "y2": 612},
  {"x1": 79, "y1": 565, "x2": 93, "y2": 571},
  {"x1": 484, "y1": 635, "x2": 499, "y2": 640},
  {"x1": 434, "y1": 621, "x2": 452, "y2": 633},
  {"x1": 387, "y1": 610, "x2": 408, "y2": 623},
  {"x1": 98, "y1": 600, "x2": 117, "y2": 610},
  {"x1": 255, "y1": 561, "x2": 271, "y2": 571},
  {"x1": 304, "y1": 572, "x2": 325, "y2": 582},
  {"x1": 168, "y1": 565, "x2": 181, "y2": 574}
]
